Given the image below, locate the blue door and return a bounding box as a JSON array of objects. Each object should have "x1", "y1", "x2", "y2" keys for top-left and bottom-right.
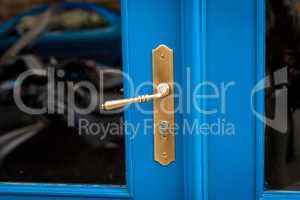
[
  {"x1": 0, "y1": 0, "x2": 183, "y2": 200},
  {"x1": 184, "y1": 0, "x2": 300, "y2": 199}
]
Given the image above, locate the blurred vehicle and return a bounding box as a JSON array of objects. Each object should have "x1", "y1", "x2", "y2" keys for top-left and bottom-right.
[
  {"x1": 0, "y1": 2, "x2": 122, "y2": 67},
  {"x1": 0, "y1": 2, "x2": 125, "y2": 184}
]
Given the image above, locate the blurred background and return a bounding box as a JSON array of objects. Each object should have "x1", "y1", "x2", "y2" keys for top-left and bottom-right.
[
  {"x1": 0, "y1": 0, "x2": 120, "y2": 23},
  {"x1": 0, "y1": 0, "x2": 125, "y2": 186}
]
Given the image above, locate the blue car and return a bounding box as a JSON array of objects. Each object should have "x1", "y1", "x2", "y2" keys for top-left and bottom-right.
[{"x1": 0, "y1": 2, "x2": 122, "y2": 67}]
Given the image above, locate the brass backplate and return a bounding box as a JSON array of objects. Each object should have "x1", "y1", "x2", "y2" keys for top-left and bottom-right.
[{"x1": 152, "y1": 44, "x2": 175, "y2": 166}]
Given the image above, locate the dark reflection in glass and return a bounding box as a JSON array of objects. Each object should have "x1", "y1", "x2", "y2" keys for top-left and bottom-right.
[
  {"x1": 266, "y1": 0, "x2": 300, "y2": 190},
  {"x1": 0, "y1": 0, "x2": 125, "y2": 185}
]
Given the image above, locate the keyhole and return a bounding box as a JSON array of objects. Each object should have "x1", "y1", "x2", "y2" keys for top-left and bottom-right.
[{"x1": 159, "y1": 121, "x2": 169, "y2": 159}]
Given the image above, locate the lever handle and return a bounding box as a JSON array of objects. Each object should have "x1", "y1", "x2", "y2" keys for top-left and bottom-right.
[{"x1": 101, "y1": 83, "x2": 170, "y2": 110}]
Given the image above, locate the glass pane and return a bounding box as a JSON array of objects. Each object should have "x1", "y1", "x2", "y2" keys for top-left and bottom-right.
[
  {"x1": 266, "y1": 0, "x2": 300, "y2": 190},
  {"x1": 0, "y1": 0, "x2": 125, "y2": 185}
]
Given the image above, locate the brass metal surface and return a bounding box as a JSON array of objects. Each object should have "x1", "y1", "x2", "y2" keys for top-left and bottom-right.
[
  {"x1": 152, "y1": 44, "x2": 175, "y2": 166},
  {"x1": 101, "y1": 83, "x2": 170, "y2": 110},
  {"x1": 100, "y1": 44, "x2": 175, "y2": 166}
]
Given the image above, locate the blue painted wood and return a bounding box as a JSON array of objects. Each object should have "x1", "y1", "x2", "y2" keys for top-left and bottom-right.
[
  {"x1": 0, "y1": 196, "x2": 126, "y2": 200},
  {"x1": 181, "y1": 0, "x2": 206, "y2": 200},
  {"x1": 121, "y1": 0, "x2": 134, "y2": 197},
  {"x1": 192, "y1": 0, "x2": 300, "y2": 199},
  {"x1": 256, "y1": 0, "x2": 267, "y2": 199},
  {"x1": 122, "y1": 0, "x2": 183, "y2": 199},
  {"x1": 0, "y1": 0, "x2": 184, "y2": 200},
  {"x1": 202, "y1": 0, "x2": 257, "y2": 199},
  {"x1": 182, "y1": 0, "x2": 300, "y2": 199},
  {"x1": 262, "y1": 192, "x2": 300, "y2": 200},
  {"x1": 0, "y1": 184, "x2": 130, "y2": 198}
]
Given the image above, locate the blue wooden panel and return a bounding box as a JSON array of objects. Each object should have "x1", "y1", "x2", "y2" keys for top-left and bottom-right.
[
  {"x1": 0, "y1": 0, "x2": 183, "y2": 200},
  {"x1": 181, "y1": 0, "x2": 206, "y2": 200},
  {"x1": 181, "y1": 0, "x2": 259, "y2": 199},
  {"x1": 123, "y1": 0, "x2": 183, "y2": 199},
  {"x1": 256, "y1": 0, "x2": 266, "y2": 199},
  {"x1": 0, "y1": 184, "x2": 130, "y2": 198},
  {"x1": 262, "y1": 192, "x2": 300, "y2": 200},
  {"x1": 204, "y1": 0, "x2": 257, "y2": 199},
  {"x1": 0, "y1": 196, "x2": 126, "y2": 200},
  {"x1": 182, "y1": 0, "x2": 300, "y2": 199}
]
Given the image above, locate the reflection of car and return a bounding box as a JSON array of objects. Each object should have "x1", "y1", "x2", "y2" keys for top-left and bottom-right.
[
  {"x1": 0, "y1": 56, "x2": 125, "y2": 184},
  {"x1": 0, "y1": 2, "x2": 122, "y2": 67}
]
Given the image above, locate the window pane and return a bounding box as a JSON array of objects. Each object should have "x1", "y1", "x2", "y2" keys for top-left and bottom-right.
[
  {"x1": 0, "y1": 0, "x2": 125, "y2": 185},
  {"x1": 266, "y1": 0, "x2": 300, "y2": 190}
]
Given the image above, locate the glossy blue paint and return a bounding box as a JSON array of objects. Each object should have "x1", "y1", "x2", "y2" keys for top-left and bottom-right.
[
  {"x1": 183, "y1": 1, "x2": 264, "y2": 199},
  {"x1": 122, "y1": 0, "x2": 183, "y2": 199},
  {"x1": 181, "y1": 0, "x2": 205, "y2": 200},
  {"x1": 0, "y1": 196, "x2": 126, "y2": 200},
  {"x1": 0, "y1": 184, "x2": 130, "y2": 198},
  {"x1": 256, "y1": 0, "x2": 266, "y2": 199},
  {"x1": 201, "y1": 0, "x2": 257, "y2": 199},
  {"x1": 192, "y1": 0, "x2": 300, "y2": 199},
  {"x1": 0, "y1": 0, "x2": 184, "y2": 200},
  {"x1": 262, "y1": 191, "x2": 300, "y2": 199}
]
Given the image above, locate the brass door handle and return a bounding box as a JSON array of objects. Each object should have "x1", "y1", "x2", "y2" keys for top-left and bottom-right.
[
  {"x1": 101, "y1": 44, "x2": 175, "y2": 166},
  {"x1": 101, "y1": 83, "x2": 170, "y2": 110}
]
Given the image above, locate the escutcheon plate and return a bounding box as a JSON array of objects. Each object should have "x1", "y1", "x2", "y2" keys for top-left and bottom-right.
[{"x1": 152, "y1": 44, "x2": 175, "y2": 166}]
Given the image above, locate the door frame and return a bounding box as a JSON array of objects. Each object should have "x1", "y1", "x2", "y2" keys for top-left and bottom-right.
[
  {"x1": 182, "y1": 0, "x2": 300, "y2": 199},
  {"x1": 255, "y1": 0, "x2": 300, "y2": 200},
  {"x1": 181, "y1": 0, "x2": 205, "y2": 200},
  {"x1": 0, "y1": 0, "x2": 133, "y2": 198},
  {"x1": 0, "y1": 0, "x2": 186, "y2": 199}
]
